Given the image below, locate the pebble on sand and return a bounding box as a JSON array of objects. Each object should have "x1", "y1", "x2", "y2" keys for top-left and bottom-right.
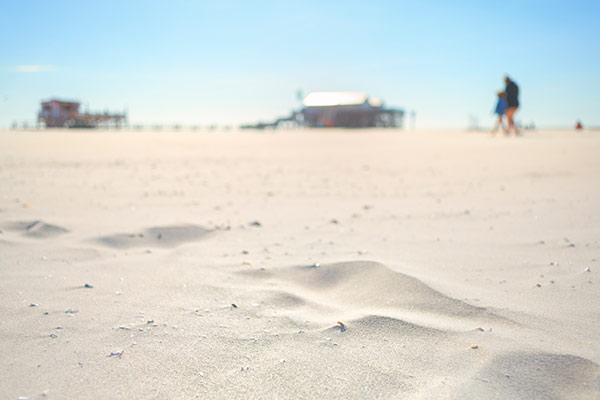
[
  {"x1": 84, "y1": 283, "x2": 94, "y2": 288},
  {"x1": 471, "y1": 344, "x2": 479, "y2": 349},
  {"x1": 108, "y1": 350, "x2": 124, "y2": 358},
  {"x1": 249, "y1": 221, "x2": 262, "y2": 227}
]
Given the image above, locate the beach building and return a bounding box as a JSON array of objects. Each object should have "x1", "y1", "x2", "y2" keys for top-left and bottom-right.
[
  {"x1": 38, "y1": 99, "x2": 127, "y2": 128},
  {"x1": 300, "y1": 92, "x2": 403, "y2": 128},
  {"x1": 241, "y1": 91, "x2": 404, "y2": 129}
]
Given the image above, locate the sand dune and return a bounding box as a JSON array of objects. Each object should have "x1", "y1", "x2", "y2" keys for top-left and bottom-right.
[{"x1": 0, "y1": 129, "x2": 598, "y2": 399}]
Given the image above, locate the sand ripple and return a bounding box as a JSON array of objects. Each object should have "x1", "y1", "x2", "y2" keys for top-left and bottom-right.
[
  {"x1": 5, "y1": 220, "x2": 69, "y2": 238},
  {"x1": 96, "y1": 224, "x2": 211, "y2": 249}
]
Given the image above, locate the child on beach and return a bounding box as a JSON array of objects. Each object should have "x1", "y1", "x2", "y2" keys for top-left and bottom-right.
[{"x1": 492, "y1": 91, "x2": 507, "y2": 133}]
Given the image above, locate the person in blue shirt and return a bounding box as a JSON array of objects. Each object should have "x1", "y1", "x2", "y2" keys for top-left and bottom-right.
[{"x1": 492, "y1": 91, "x2": 507, "y2": 133}]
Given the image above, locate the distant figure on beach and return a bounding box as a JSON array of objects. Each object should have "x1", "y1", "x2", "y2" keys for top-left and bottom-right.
[
  {"x1": 492, "y1": 91, "x2": 507, "y2": 133},
  {"x1": 575, "y1": 120, "x2": 583, "y2": 130},
  {"x1": 504, "y1": 76, "x2": 520, "y2": 134}
]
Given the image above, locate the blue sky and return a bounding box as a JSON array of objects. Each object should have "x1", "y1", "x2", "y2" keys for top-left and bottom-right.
[{"x1": 1, "y1": 0, "x2": 599, "y2": 129}]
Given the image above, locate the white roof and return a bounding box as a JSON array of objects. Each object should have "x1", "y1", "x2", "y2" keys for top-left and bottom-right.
[
  {"x1": 303, "y1": 92, "x2": 367, "y2": 107},
  {"x1": 367, "y1": 97, "x2": 383, "y2": 107}
]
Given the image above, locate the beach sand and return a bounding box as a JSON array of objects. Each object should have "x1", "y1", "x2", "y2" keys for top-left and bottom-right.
[{"x1": 1, "y1": 129, "x2": 599, "y2": 399}]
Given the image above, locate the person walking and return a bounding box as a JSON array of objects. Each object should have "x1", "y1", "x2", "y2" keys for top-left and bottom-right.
[
  {"x1": 492, "y1": 91, "x2": 507, "y2": 133},
  {"x1": 504, "y1": 76, "x2": 519, "y2": 134}
]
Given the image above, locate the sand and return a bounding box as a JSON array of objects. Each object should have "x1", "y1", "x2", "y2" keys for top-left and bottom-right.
[{"x1": 0, "y1": 129, "x2": 598, "y2": 399}]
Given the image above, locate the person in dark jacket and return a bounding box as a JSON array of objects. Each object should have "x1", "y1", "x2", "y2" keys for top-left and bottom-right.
[{"x1": 504, "y1": 76, "x2": 519, "y2": 134}]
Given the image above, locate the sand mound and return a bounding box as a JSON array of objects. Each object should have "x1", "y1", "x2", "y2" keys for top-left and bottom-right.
[
  {"x1": 246, "y1": 261, "x2": 497, "y2": 321},
  {"x1": 290, "y1": 261, "x2": 484, "y2": 315},
  {"x1": 455, "y1": 352, "x2": 600, "y2": 399},
  {"x1": 236, "y1": 261, "x2": 517, "y2": 336},
  {"x1": 96, "y1": 224, "x2": 211, "y2": 249},
  {"x1": 343, "y1": 314, "x2": 446, "y2": 335},
  {"x1": 5, "y1": 220, "x2": 69, "y2": 238}
]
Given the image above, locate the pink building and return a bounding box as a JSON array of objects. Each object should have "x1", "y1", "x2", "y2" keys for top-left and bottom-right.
[{"x1": 38, "y1": 99, "x2": 126, "y2": 128}]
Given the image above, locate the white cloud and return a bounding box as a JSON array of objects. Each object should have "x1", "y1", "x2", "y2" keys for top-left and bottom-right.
[{"x1": 15, "y1": 65, "x2": 56, "y2": 72}]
